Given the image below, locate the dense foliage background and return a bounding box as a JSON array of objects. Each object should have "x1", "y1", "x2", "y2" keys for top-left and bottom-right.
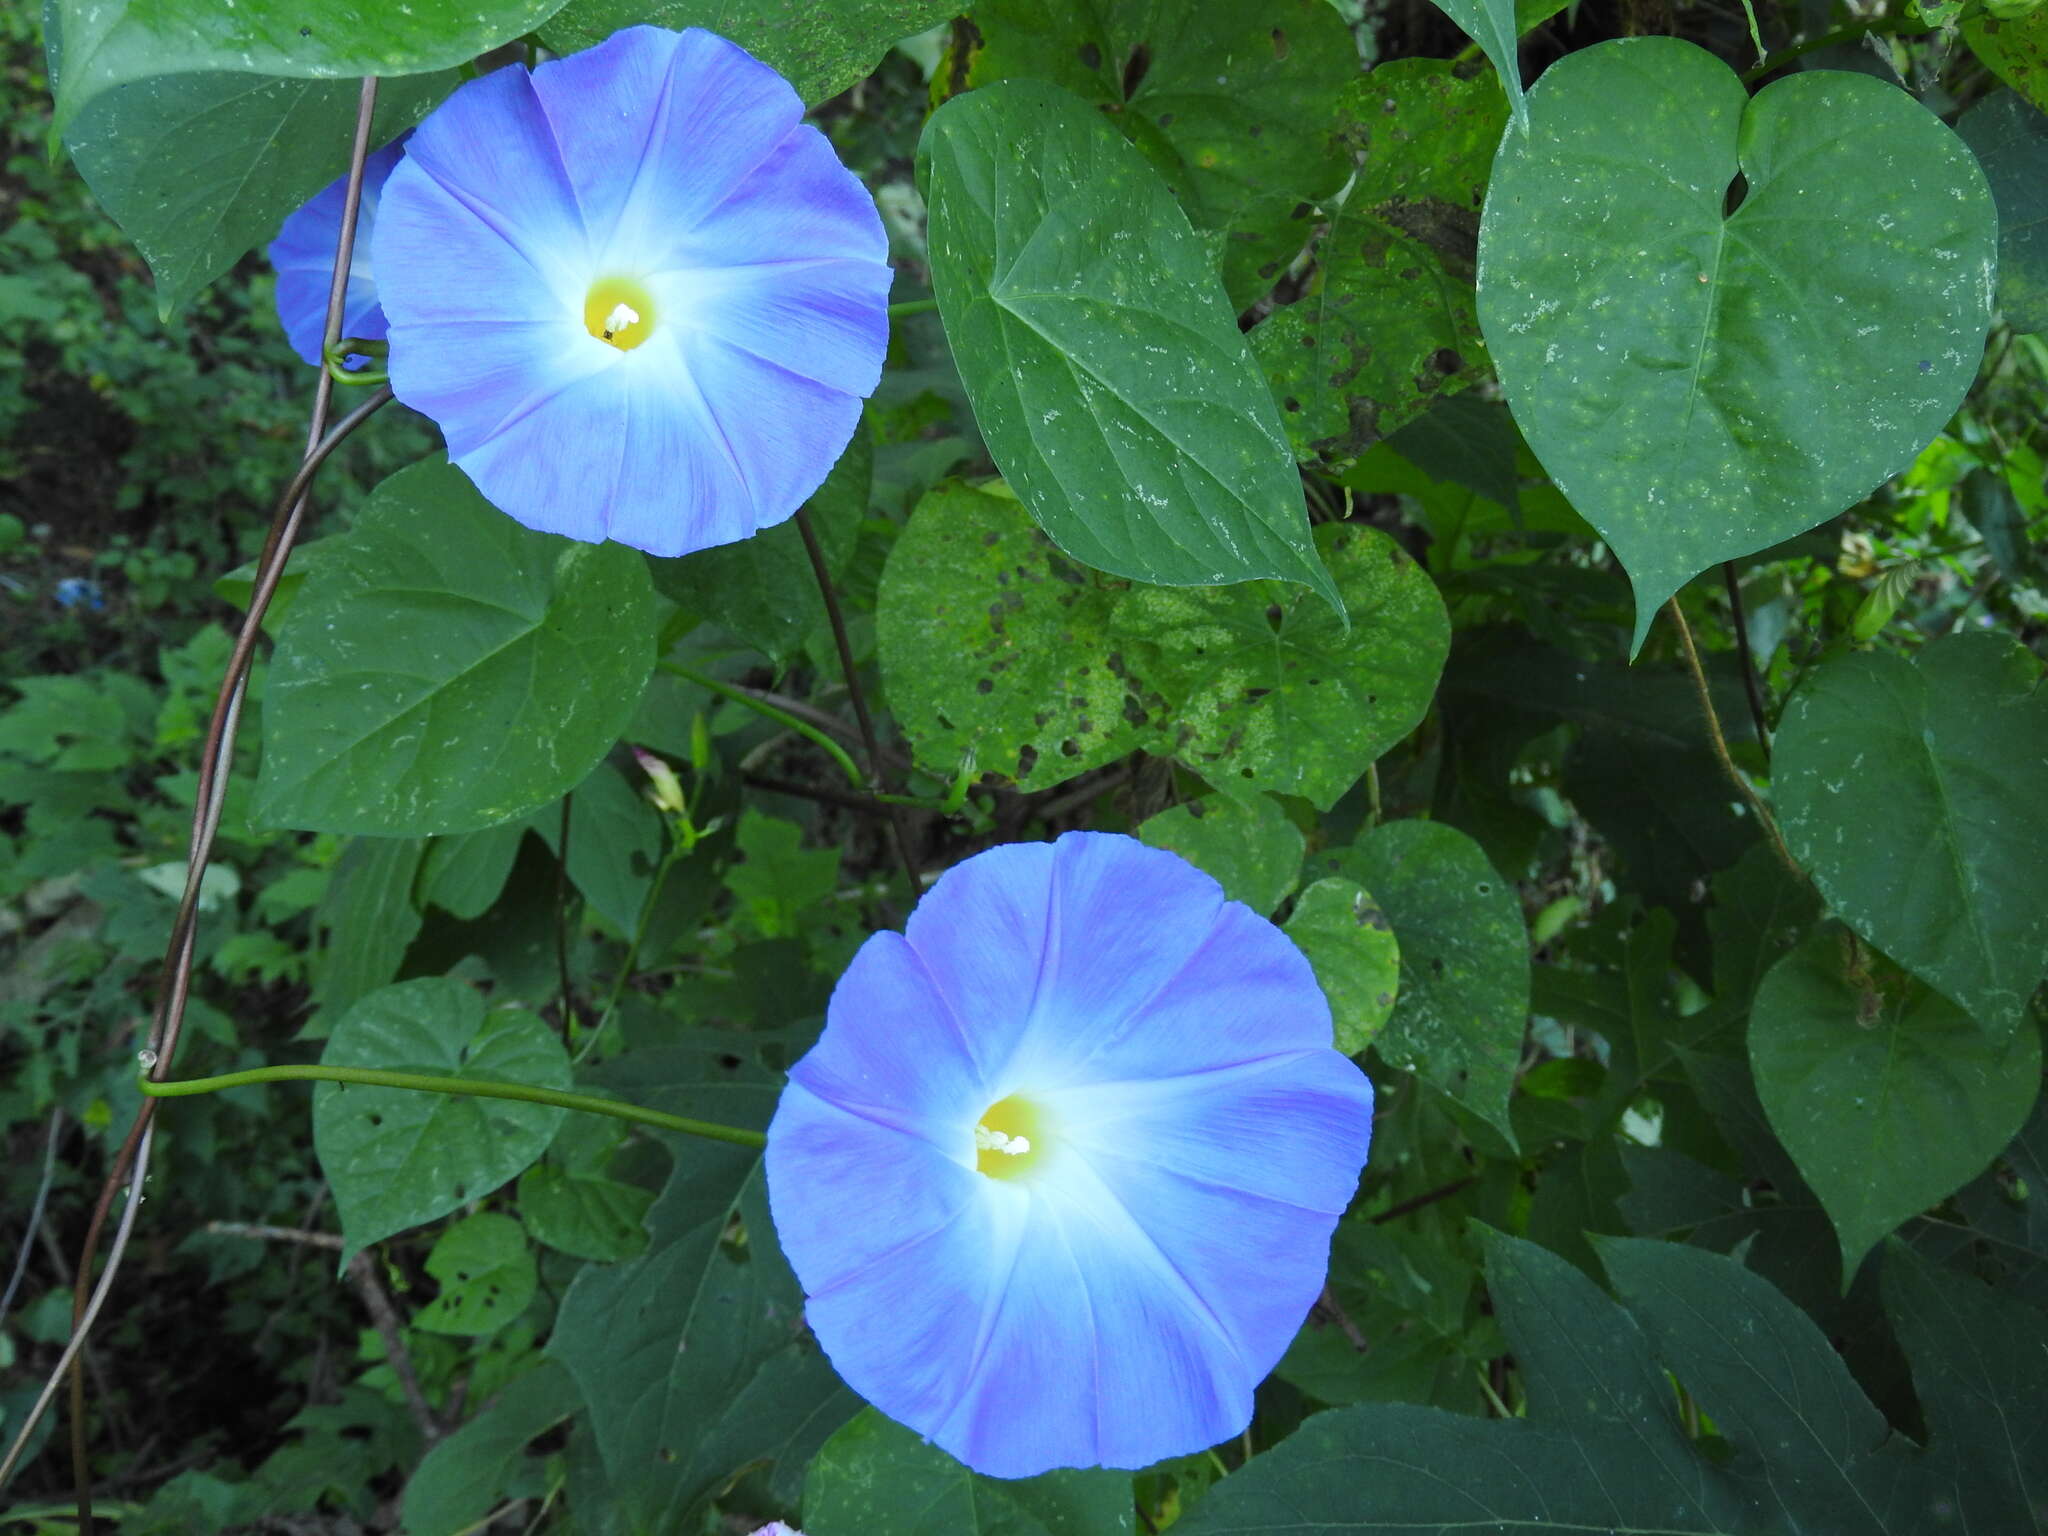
[{"x1": 3, "y1": 0, "x2": 2046, "y2": 1530}]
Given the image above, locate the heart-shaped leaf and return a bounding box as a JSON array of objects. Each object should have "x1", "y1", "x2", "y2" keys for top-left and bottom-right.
[
  {"x1": 1138, "y1": 793, "x2": 1305, "y2": 915},
  {"x1": 1751, "y1": 925, "x2": 2042, "y2": 1280},
  {"x1": 257, "y1": 460, "x2": 656, "y2": 837},
  {"x1": 918, "y1": 78, "x2": 1338, "y2": 608},
  {"x1": 1113, "y1": 523, "x2": 1449, "y2": 808},
  {"x1": 1478, "y1": 38, "x2": 1995, "y2": 649},
  {"x1": 314, "y1": 978, "x2": 569, "y2": 1260},
  {"x1": 1775, "y1": 632, "x2": 2048, "y2": 1035}
]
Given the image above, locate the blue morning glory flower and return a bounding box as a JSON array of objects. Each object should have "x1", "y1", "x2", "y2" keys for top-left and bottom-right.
[
  {"x1": 268, "y1": 138, "x2": 405, "y2": 368},
  {"x1": 765, "y1": 832, "x2": 1374, "y2": 1479},
  {"x1": 369, "y1": 26, "x2": 892, "y2": 557}
]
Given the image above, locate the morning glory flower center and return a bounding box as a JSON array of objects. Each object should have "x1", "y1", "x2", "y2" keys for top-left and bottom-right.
[
  {"x1": 974, "y1": 1094, "x2": 1045, "y2": 1180},
  {"x1": 583, "y1": 274, "x2": 657, "y2": 351}
]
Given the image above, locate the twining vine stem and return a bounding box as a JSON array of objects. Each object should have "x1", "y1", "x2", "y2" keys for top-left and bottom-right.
[
  {"x1": 1665, "y1": 597, "x2": 1802, "y2": 881},
  {"x1": 794, "y1": 505, "x2": 925, "y2": 893},
  {"x1": 1720, "y1": 562, "x2": 1772, "y2": 759},
  {"x1": 139, "y1": 1066, "x2": 767, "y2": 1149},
  {"x1": 17, "y1": 76, "x2": 390, "y2": 1533}
]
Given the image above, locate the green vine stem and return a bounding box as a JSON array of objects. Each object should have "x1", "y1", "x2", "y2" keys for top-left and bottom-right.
[
  {"x1": 138, "y1": 1065, "x2": 766, "y2": 1149},
  {"x1": 660, "y1": 659, "x2": 867, "y2": 790}
]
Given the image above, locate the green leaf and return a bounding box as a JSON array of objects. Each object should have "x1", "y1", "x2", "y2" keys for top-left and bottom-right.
[
  {"x1": 548, "y1": 1058, "x2": 856, "y2": 1528},
  {"x1": 257, "y1": 460, "x2": 656, "y2": 838},
  {"x1": 647, "y1": 423, "x2": 872, "y2": 667},
  {"x1": 418, "y1": 823, "x2": 526, "y2": 922},
  {"x1": 309, "y1": 837, "x2": 424, "y2": 1021},
  {"x1": 1966, "y1": 8, "x2": 2048, "y2": 118},
  {"x1": 877, "y1": 481, "x2": 1160, "y2": 791},
  {"x1": 519, "y1": 1163, "x2": 653, "y2": 1265},
  {"x1": 1749, "y1": 924, "x2": 2042, "y2": 1280},
  {"x1": 1254, "y1": 61, "x2": 1503, "y2": 462},
  {"x1": 1478, "y1": 38, "x2": 1996, "y2": 650},
  {"x1": 401, "y1": 1361, "x2": 578, "y2": 1536},
  {"x1": 805, "y1": 1408, "x2": 1136, "y2": 1536},
  {"x1": 966, "y1": 0, "x2": 1355, "y2": 308},
  {"x1": 1284, "y1": 876, "x2": 1400, "y2": 1055},
  {"x1": 313, "y1": 978, "x2": 570, "y2": 1260},
  {"x1": 530, "y1": 762, "x2": 661, "y2": 936},
  {"x1": 539, "y1": 0, "x2": 957, "y2": 104},
  {"x1": 1177, "y1": 1231, "x2": 1742, "y2": 1535},
  {"x1": 49, "y1": 0, "x2": 563, "y2": 131},
  {"x1": 1137, "y1": 793, "x2": 1304, "y2": 914},
  {"x1": 1955, "y1": 90, "x2": 2048, "y2": 336},
  {"x1": 1113, "y1": 524, "x2": 1449, "y2": 808},
  {"x1": 1313, "y1": 821, "x2": 1528, "y2": 1146},
  {"x1": 725, "y1": 809, "x2": 839, "y2": 938},
  {"x1": 1882, "y1": 1242, "x2": 2048, "y2": 1523},
  {"x1": 917, "y1": 78, "x2": 1337, "y2": 607},
  {"x1": 1425, "y1": 0, "x2": 1528, "y2": 129},
  {"x1": 412, "y1": 1212, "x2": 537, "y2": 1336},
  {"x1": 518, "y1": 1116, "x2": 654, "y2": 1263},
  {"x1": 1186, "y1": 1229, "x2": 2048, "y2": 1535},
  {"x1": 1775, "y1": 632, "x2": 2048, "y2": 1035}
]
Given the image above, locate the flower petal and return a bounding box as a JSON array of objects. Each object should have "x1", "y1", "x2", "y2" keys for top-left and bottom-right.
[
  {"x1": 933, "y1": 1185, "x2": 1248, "y2": 1475},
  {"x1": 905, "y1": 834, "x2": 1229, "y2": 1087},
  {"x1": 658, "y1": 331, "x2": 867, "y2": 538},
  {"x1": 768, "y1": 1087, "x2": 1023, "y2": 1436},
  {"x1": 1054, "y1": 1146, "x2": 1343, "y2": 1447},
  {"x1": 663, "y1": 254, "x2": 890, "y2": 397},
  {"x1": 784, "y1": 932, "x2": 986, "y2": 1146},
  {"x1": 394, "y1": 62, "x2": 590, "y2": 296},
  {"x1": 1063, "y1": 900, "x2": 1342, "y2": 1087},
  {"x1": 528, "y1": 26, "x2": 805, "y2": 272},
  {"x1": 268, "y1": 139, "x2": 405, "y2": 366},
  {"x1": 1059, "y1": 1050, "x2": 1374, "y2": 1212}
]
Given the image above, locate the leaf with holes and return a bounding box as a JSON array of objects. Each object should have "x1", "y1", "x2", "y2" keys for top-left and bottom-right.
[
  {"x1": 967, "y1": 0, "x2": 1354, "y2": 307},
  {"x1": 1479, "y1": 37, "x2": 1995, "y2": 651},
  {"x1": 1112, "y1": 523, "x2": 1448, "y2": 808},
  {"x1": 314, "y1": 978, "x2": 569, "y2": 1261},
  {"x1": 878, "y1": 481, "x2": 1165, "y2": 792},
  {"x1": 1255, "y1": 63, "x2": 1505, "y2": 463},
  {"x1": 919, "y1": 79, "x2": 1338, "y2": 607},
  {"x1": 1955, "y1": 90, "x2": 2048, "y2": 336},
  {"x1": 257, "y1": 460, "x2": 656, "y2": 838},
  {"x1": 805, "y1": 1408, "x2": 1137, "y2": 1536},
  {"x1": 1285, "y1": 876, "x2": 1401, "y2": 1055},
  {"x1": 538, "y1": 0, "x2": 959, "y2": 105},
  {"x1": 1138, "y1": 792, "x2": 1304, "y2": 914},
  {"x1": 412, "y1": 1213, "x2": 538, "y2": 1336},
  {"x1": 1966, "y1": 8, "x2": 2048, "y2": 118},
  {"x1": 1750, "y1": 924, "x2": 2042, "y2": 1281},
  {"x1": 1775, "y1": 633, "x2": 2048, "y2": 1036},
  {"x1": 1311, "y1": 821, "x2": 1527, "y2": 1145}
]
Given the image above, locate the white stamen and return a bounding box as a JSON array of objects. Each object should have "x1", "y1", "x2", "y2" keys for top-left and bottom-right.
[
  {"x1": 975, "y1": 1124, "x2": 1031, "y2": 1157},
  {"x1": 602, "y1": 301, "x2": 639, "y2": 337}
]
